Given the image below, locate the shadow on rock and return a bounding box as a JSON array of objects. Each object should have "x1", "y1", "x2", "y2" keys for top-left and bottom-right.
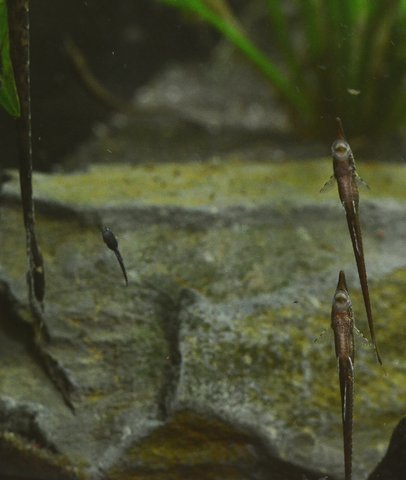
[{"x1": 369, "y1": 417, "x2": 406, "y2": 480}]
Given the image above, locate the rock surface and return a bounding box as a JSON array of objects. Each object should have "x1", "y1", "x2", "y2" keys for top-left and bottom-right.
[
  {"x1": 369, "y1": 417, "x2": 406, "y2": 480},
  {"x1": 1, "y1": 159, "x2": 406, "y2": 480}
]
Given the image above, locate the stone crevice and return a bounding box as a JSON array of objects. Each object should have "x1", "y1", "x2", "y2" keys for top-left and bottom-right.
[
  {"x1": 143, "y1": 278, "x2": 184, "y2": 421},
  {"x1": 0, "y1": 280, "x2": 76, "y2": 412},
  {"x1": 0, "y1": 398, "x2": 58, "y2": 454}
]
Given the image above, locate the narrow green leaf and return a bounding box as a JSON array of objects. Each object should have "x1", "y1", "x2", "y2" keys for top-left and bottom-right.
[
  {"x1": 0, "y1": 0, "x2": 20, "y2": 117},
  {"x1": 158, "y1": 0, "x2": 405, "y2": 136},
  {"x1": 295, "y1": 0, "x2": 336, "y2": 115},
  {"x1": 161, "y1": 0, "x2": 315, "y2": 125},
  {"x1": 266, "y1": 1, "x2": 301, "y2": 79}
]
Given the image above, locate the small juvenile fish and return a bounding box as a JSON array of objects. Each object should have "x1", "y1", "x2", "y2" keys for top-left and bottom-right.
[
  {"x1": 101, "y1": 226, "x2": 128, "y2": 286},
  {"x1": 322, "y1": 117, "x2": 382, "y2": 365},
  {"x1": 331, "y1": 270, "x2": 355, "y2": 480}
]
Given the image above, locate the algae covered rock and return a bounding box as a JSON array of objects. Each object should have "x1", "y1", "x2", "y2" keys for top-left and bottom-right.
[{"x1": 1, "y1": 159, "x2": 406, "y2": 479}]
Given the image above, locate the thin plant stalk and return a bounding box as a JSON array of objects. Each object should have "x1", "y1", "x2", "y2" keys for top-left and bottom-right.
[{"x1": 7, "y1": 0, "x2": 46, "y2": 326}]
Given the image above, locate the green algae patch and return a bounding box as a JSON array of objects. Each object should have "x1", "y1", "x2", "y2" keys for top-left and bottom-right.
[
  {"x1": 5, "y1": 159, "x2": 406, "y2": 209},
  {"x1": 1, "y1": 158, "x2": 406, "y2": 478},
  {"x1": 178, "y1": 299, "x2": 334, "y2": 427},
  {"x1": 128, "y1": 223, "x2": 341, "y2": 302},
  {"x1": 0, "y1": 207, "x2": 174, "y2": 472},
  {"x1": 176, "y1": 267, "x2": 406, "y2": 478}
]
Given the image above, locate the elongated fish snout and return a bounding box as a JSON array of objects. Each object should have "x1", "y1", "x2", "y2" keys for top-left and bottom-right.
[
  {"x1": 336, "y1": 117, "x2": 346, "y2": 140},
  {"x1": 337, "y1": 270, "x2": 348, "y2": 291}
]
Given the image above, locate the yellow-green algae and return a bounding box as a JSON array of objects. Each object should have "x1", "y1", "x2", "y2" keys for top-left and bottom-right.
[
  {"x1": 0, "y1": 205, "x2": 342, "y2": 303},
  {"x1": 108, "y1": 411, "x2": 260, "y2": 480},
  {"x1": 0, "y1": 432, "x2": 83, "y2": 480},
  {"x1": 0, "y1": 206, "x2": 173, "y2": 469},
  {"x1": 1, "y1": 158, "x2": 406, "y2": 478},
  {"x1": 5, "y1": 159, "x2": 406, "y2": 208},
  {"x1": 177, "y1": 267, "x2": 406, "y2": 474}
]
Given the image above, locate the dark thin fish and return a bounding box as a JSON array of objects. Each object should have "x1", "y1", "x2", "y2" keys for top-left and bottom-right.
[
  {"x1": 101, "y1": 226, "x2": 128, "y2": 286},
  {"x1": 322, "y1": 117, "x2": 381, "y2": 365},
  {"x1": 331, "y1": 270, "x2": 354, "y2": 480}
]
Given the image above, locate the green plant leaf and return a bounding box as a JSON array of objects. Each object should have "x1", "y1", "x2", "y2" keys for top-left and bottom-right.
[
  {"x1": 0, "y1": 0, "x2": 20, "y2": 117},
  {"x1": 158, "y1": 0, "x2": 406, "y2": 137},
  {"x1": 160, "y1": 0, "x2": 316, "y2": 126}
]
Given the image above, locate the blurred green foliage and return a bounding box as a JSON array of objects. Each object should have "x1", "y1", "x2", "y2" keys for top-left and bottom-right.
[
  {"x1": 0, "y1": 0, "x2": 20, "y2": 117},
  {"x1": 159, "y1": 0, "x2": 406, "y2": 138}
]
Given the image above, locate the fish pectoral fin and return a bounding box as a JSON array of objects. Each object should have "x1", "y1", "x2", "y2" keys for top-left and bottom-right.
[
  {"x1": 356, "y1": 174, "x2": 370, "y2": 190},
  {"x1": 320, "y1": 175, "x2": 336, "y2": 193},
  {"x1": 313, "y1": 328, "x2": 327, "y2": 343},
  {"x1": 354, "y1": 326, "x2": 371, "y2": 345}
]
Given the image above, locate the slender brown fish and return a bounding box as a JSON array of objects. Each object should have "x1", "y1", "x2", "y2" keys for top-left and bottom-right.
[
  {"x1": 322, "y1": 117, "x2": 381, "y2": 365},
  {"x1": 331, "y1": 270, "x2": 354, "y2": 480}
]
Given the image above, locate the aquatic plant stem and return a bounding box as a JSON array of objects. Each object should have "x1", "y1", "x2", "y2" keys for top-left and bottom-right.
[
  {"x1": 7, "y1": 0, "x2": 46, "y2": 329},
  {"x1": 0, "y1": 1, "x2": 20, "y2": 116}
]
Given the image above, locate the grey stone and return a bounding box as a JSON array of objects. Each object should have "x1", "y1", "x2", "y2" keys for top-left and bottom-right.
[{"x1": 1, "y1": 160, "x2": 406, "y2": 479}]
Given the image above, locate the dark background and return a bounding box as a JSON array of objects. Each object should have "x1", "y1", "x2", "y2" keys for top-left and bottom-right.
[{"x1": 0, "y1": 0, "x2": 218, "y2": 171}]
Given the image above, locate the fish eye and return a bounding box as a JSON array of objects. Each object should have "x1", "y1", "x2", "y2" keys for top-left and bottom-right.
[
  {"x1": 335, "y1": 292, "x2": 348, "y2": 305},
  {"x1": 332, "y1": 141, "x2": 349, "y2": 155}
]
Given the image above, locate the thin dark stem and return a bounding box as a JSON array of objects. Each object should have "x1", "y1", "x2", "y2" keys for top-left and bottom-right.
[{"x1": 7, "y1": 0, "x2": 45, "y2": 327}]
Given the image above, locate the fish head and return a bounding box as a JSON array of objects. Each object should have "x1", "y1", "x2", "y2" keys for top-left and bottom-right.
[
  {"x1": 333, "y1": 271, "x2": 352, "y2": 312},
  {"x1": 331, "y1": 138, "x2": 351, "y2": 159},
  {"x1": 331, "y1": 138, "x2": 355, "y2": 177},
  {"x1": 101, "y1": 225, "x2": 118, "y2": 250},
  {"x1": 334, "y1": 290, "x2": 352, "y2": 312}
]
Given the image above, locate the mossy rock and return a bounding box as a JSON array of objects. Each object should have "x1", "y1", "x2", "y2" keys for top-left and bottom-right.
[{"x1": 1, "y1": 159, "x2": 406, "y2": 479}]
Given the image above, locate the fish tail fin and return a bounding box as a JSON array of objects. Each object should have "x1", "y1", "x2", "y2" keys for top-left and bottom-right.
[
  {"x1": 339, "y1": 356, "x2": 353, "y2": 480},
  {"x1": 114, "y1": 249, "x2": 128, "y2": 286},
  {"x1": 345, "y1": 210, "x2": 382, "y2": 365}
]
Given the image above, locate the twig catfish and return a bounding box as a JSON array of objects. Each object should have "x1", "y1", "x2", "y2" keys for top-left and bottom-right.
[
  {"x1": 102, "y1": 226, "x2": 128, "y2": 286},
  {"x1": 322, "y1": 117, "x2": 381, "y2": 364},
  {"x1": 331, "y1": 270, "x2": 354, "y2": 480}
]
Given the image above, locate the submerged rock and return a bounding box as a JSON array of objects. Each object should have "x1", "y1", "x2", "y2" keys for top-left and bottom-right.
[
  {"x1": 1, "y1": 159, "x2": 406, "y2": 479},
  {"x1": 369, "y1": 417, "x2": 406, "y2": 480}
]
